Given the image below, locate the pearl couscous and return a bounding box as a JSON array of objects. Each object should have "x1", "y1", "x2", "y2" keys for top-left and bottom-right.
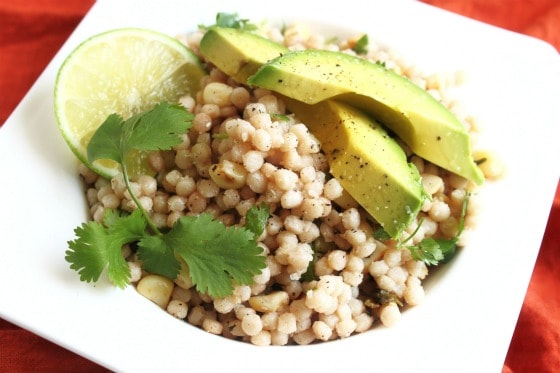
[{"x1": 78, "y1": 21, "x2": 500, "y2": 346}]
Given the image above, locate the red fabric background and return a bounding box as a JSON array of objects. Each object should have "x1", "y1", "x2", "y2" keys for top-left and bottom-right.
[{"x1": 0, "y1": 0, "x2": 558, "y2": 371}]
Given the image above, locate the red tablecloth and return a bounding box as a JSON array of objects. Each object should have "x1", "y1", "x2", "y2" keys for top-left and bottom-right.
[{"x1": 1, "y1": 0, "x2": 559, "y2": 371}]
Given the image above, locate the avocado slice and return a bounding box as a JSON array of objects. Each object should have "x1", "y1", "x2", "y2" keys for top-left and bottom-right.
[
  {"x1": 247, "y1": 49, "x2": 484, "y2": 185},
  {"x1": 287, "y1": 98, "x2": 425, "y2": 237},
  {"x1": 199, "y1": 27, "x2": 288, "y2": 84},
  {"x1": 199, "y1": 27, "x2": 425, "y2": 237}
]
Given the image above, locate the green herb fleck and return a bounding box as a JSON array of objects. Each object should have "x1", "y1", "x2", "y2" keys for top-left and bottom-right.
[
  {"x1": 373, "y1": 289, "x2": 403, "y2": 307},
  {"x1": 475, "y1": 157, "x2": 487, "y2": 166},
  {"x1": 301, "y1": 242, "x2": 319, "y2": 282},
  {"x1": 352, "y1": 34, "x2": 369, "y2": 54},
  {"x1": 271, "y1": 113, "x2": 291, "y2": 122},
  {"x1": 244, "y1": 202, "x2": 270, "y2": 239},
  {"x1": 212, "y1": 132, "x2": 229, "y2": 140},
  {"x1": 325, "y1": 36, "x2": 339, "y2": 46}
]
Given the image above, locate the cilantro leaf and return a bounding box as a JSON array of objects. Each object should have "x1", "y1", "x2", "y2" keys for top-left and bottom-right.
[
  {"x1": 436, "y1": 238, "x2": 458, "y2": 264},
  {"x1": 106, "y1": 208, "x2": 148, "y2": 242},
  {"x1": 137, "y1": 235, "x2": 182, "y2": 280},
  {"x1": 244, "y1": 202, "x2": 270, "y2": 239},
  {"x1": 122, "y1": 102, "x2": 193, "y2": 153},
  {"x1": 407, "y1": 237, "x2": 444, "y2": 266},
  {"x1": 87, "y1": 102, "x2": 192, "y2": 165},
  {"x1": 166, "y1": 214, "x2": 266, "y2": 298},
  {"x1": 65, "y1": 209, "x2": 147, "y2": 288},
  {"x1": 87, "y1": 113, "x2": 126, "y2": 164},
  {"x1": 102, "y1": 208, "x2": 124, "y2": 228},
  {"x1": 66, "y1": 221, "x2": 112, "y2": 284}
]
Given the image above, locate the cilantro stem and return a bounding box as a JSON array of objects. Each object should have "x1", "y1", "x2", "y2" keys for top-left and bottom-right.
[
  {"x1": 121, "y1": 162, "x2": 162, "y2": 236},
  {"x1": 398, "y1": 218, "x2": 424, "y2": 248},
  {"x1": 457, "y1": 192, "x2": 471, "y2": 237}
]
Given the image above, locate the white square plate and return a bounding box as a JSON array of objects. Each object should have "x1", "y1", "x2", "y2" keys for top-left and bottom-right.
[{"x1": 1, "y1": 0, "x2": 559, "y2": 371}]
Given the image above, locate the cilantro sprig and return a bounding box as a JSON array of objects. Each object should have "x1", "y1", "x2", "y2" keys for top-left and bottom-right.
[
  {"x1": 66, "y1": 102, "x2": 268, "y2": 298},
  {"x1": 375, "y1": 193, "x2": 471, "y2": 266},
  {"x1": 201, "y1": 12, "x2": 257, "y2": 31},
  {"x1": 87, "y1": 102, "x2": 192, "y2": 235}
]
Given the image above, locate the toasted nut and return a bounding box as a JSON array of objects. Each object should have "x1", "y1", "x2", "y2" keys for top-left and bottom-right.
[
  {"x1": 209, "y1": 160, "x2": 248, "y2": 189},
  {"x1": 137, "y1": 274, "x2": 174, "y2": 308},
  {"x1": 248, "y1": 291, "x2": 290, "y2": 313}
]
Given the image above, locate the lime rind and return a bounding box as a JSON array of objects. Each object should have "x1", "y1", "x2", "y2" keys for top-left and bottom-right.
[{"x1": 54, "y1": 28, "x2": 207, "y2": 179}]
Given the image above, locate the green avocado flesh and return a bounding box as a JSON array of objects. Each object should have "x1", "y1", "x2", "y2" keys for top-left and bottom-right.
[
  {"x1": 199, "y1": 27, "x2": 288, "y2": 83},
  {"x1": 286, "y1": 99, "x2": 425, "y2": 237},
  {"x1": 247, "y1": 49, "x2": 484, "y2": 185}
]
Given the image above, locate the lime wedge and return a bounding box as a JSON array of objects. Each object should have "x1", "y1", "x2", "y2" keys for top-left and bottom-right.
[{"x1": 54, "y1": 28, "x2": 206, "y2": 179}]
